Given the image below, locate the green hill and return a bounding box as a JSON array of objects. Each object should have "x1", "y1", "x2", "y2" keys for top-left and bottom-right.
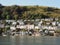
[{"x1": 0, "y1": 4, "x2": 60, "y2": 20}]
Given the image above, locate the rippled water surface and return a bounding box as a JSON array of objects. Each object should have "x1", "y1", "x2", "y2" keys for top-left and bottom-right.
[{"x1": 0, "y1": 36, "x2": 60, "y2": 45}]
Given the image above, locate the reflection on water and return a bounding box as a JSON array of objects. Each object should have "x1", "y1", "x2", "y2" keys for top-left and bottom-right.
[{"x1": 0, "y1": 36, "x2": 60, "y2": 45}]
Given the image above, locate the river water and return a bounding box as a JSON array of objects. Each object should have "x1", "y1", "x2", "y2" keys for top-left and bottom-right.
[{"x1": 0, "y1": 36, "x2": 60, "y2": 45}]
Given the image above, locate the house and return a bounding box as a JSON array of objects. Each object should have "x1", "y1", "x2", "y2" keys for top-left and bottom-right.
[
  {"x1": 58, "y1": 23, "x2": 60, "y2": 26},
  {"x1": 57, "y1": 26, "x2": 60, "y2": 30},
  {"x1": 24, "y1": 20, "x2": 27, "y2": 22},
  {"x1": 48, "y1": 26, "x2": 57, "y2": 30},
  {"x1": 35, "y1": 26, "x2": 40, "y2": 29},
  {"x1": 16, "y1": 25, "x2": 26, "y2": 29},
  {"x1": 42, "y1": 26, "x2": 49, "y2": 29},
  {"x1": 17, "y1": 20, "x2": 24, "y2": 25},
  {"x1": 49, "y1": 18, "x2": 53, "y2": 21},
  {"x1": 48, "y1": 30, "x2": 55, "y2": 36},
  {"x1": 5, "y1": 25, "x2": 10, "y2": 28},
  {"x1": 0, "y1": 24, "x2": 4, "y2": 28},
  {"x1": 12, "y1": 21, "x2": 17, "y2": 25},
  {"x1": 38, "y1": 20, "x2": 43, "y2": 26},
  {"x1": 10, "y1": 26, "x2": 16, "y2": 31},
  {"x1": 6, "y1": 20, "x2": 15, "y2": 24},
  {"x1": 55, "y1": 18, "x2": 58, "y2": 21},
  {"x1": 6, "y1": 20, "x2": 15, "y2": 22},
  {"x1": 44, "y1": 18, "x2": 50, "y2": 21},
  {"x1": 46, "y1": 22, "x2": 50, "y2": 25},
  {"x1": 34, "y1": 22, "x2": 39, "y2": 26},
  {"x1": 41, "y1": 19, "x2": 45, "y2": 21},
  {"x1": 41, "y1": 25, "x2": 57, "y2": 30},
  {"x1": 26, "y1": 24, "x2": 34, "y2": 30},
  {"x1": 52, "y1": 21, "x2": 56, "y2": 26},
  {"x1": 35, "y1": 19, "x2": 40, "y2": 22},
  {"x1": 20, "y1": 25, "x2": 26, "y2": 29},
  {"x1": 31, "y1": 20, "x2": 34, "y2": 21},
  {"x1": 0, "y1": 20, "x2": 3, "y2": 23},
  {"x1": 27, "y1": 20, "x2": 30, "y2": 21},
  {"x1": 10, "y1": 26, "x2": 16, "y2": 35}
]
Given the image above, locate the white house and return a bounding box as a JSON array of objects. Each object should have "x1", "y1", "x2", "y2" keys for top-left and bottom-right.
[
  {"x1": 41, "y1": 26, "x2": 57, "y2": 30},
  {"x1": 26, "y1": 24, "x2": 34, "y2": 30},
  {"x1": 35, "y1": 19, "x2": 40, "y2": 22},
  {"x1": 10, "y1": 26, "x2": 16, "y2": 31},
  {"x1": 27, "y1": 20, "x2": 30, "y2": 21},
  {"x1": 6, "y1": 20, "x2": 15, "y2": 23},
  {"x1": 46, "y1": 23, "x2": 50, "y2": 25},
  {"x1": 16, "y1": 25, "x2": 26, "y2": 29},
  {"x1": 12, "y1": 21, "x2": 17, "y2": 25},
  {"x1": 0, "y1": 24, "x2": 4, "y2": 28},
  {"x1": 35, "y1": 26, "x2": 40, "y2": 29},
  {"x1": 17, "y1": 20, "x2": 24, "y2": 25},
  {"x1": 20, "y1": 25, "x2": 26, "y2": 29},
  {"x1": 44, "y1": 18, "x2": 50, "y2": 21},
  {"x1": 38, "y1": 20, "x2": 43, "y2": 26},
  {"x1": 52, "y1": 21, "x2": 56, "y2": 26},
  {"x1": 48, "y1": 26, "x2": 57, "y2": 30},
  {"x1": 58, "y1": 23, "x2": 60, "y2": 26},
  {"x1": 55, "y1": 18, "x2": 58, "y2": 21},
  {"x1": 24, "y1": 20, "x2": 27, "y2": 22},
  {"x1": 41, "y1": 19, "x2": 45, "y2": 21},
  {"x1": 42, "y1": 26, "x2": 49, "y2": 29},
  {"x1": 57, "y1": 26, "x2": 60, "y2": 30},
  {"x1": 49, "y1": 30, "x2": 55, "y2": 33},
  {"x1": 31, "y1": 20, "x2": 34, "y2": 21}
]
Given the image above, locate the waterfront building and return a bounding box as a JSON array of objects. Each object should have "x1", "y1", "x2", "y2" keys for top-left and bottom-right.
[
  {"x1": 35, "y1": 26, "x2": 40, "y2": 30},
  {"x1": 26, "y1": 24, "x2": 34, "y2": 30}
]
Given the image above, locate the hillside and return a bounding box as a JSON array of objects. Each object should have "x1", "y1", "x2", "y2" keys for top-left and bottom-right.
[{"x1": 0, "y1": 4, "x2": 60, "y2": 20}]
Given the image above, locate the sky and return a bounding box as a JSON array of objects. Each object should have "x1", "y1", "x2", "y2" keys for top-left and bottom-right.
[{"x1": 0, "y1": 0, "x2": 60, "y2": 8}]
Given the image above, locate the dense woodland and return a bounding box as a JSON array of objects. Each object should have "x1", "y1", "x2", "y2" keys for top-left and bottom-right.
[{"x1": 0, "y1": 4, "x2": 60, "y2": 20}]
